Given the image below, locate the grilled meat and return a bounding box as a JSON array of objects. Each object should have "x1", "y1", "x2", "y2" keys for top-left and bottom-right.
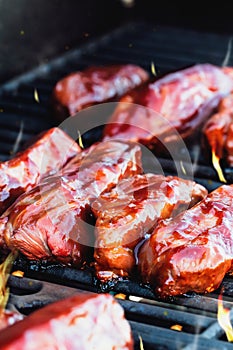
[
  {"x1": 92, "y1": 174, "x2": 207, "y2": 282},
  {"x1": 0, "y1": 127, "x2": 81, "y2": 216},
  {"x1": 103, "y1": 64, "x2": 233, "y2": 150},
  {"x1": 52, "y1": 64, "x2": 149, "y2": 120},
  {"x1": 0, "y1": 310, "x2": 23, "y2": 332},
  {"x1": 203, "y1": 92, "x2": 233, "y2": 166},
  {"x1": 0, "y1": 140, "x2": 142, "y2": 265},
  {"x1": 138, "y1": 184, "x2": 233, "y2": 298},
  {"x1": 0, "y1": 293, "x2": 133, "y2": 350}
]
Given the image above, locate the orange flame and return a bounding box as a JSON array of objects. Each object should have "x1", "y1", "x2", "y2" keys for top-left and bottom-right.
[
  {"x1": 11, "y1": 270, "x2": 24, "y2": 278},
  {"x1": 212, "y1": 150, "x2": 227, "y2": 183},
  {"x1": 138, "y1": 335, "x2": 144, "y2": 350},
  {"x1": 170, "y1": 324, "x2": 183, "y2": 331},
  {"x1": 0, "y1": 252, "x2": 18, "y2": 310},
  {"x1": 151, "y1": 62, "x2": 157, "y2": 76},
  {"x1": 218, "y1": 293, "x2": 233, "y2": 342},
  {"x1": 114, "y1": 293, "x2": 126, "y2": 300},
  {"x1": 77, "y1": 130, "x2": 84, "y2": 149},
  {"x1": 34, "y1": 88, "x2": 40, "y2": 103},
  {"x1": 180, "y1": 160, "x2": 187, "y2": 175}
]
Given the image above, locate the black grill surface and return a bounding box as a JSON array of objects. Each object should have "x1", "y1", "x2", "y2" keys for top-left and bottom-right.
[{"x1": 1, "y1": 21, "x2": 233, "y2": 349}]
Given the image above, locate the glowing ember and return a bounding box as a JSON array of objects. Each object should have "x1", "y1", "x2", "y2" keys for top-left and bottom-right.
[
  {"x1": 129, "y1": 295, "x2": 142, "y2": 302},
  {"x1": 218, "y1": 294, "x2": 233, "y2": 342},
  {"x1": 212, "y1": 150, "x2": 227, "y2": 183},
  {"x1": 138, "y1": 335, "x2": 144, "y2": 350},
  {"x1": 0, "y1": 252, "x2": 18, "y2": 310},
  {"x1": 151, "y1": 61, "x2": 157, "y2": 76},
  {"x1": 114, "y1": 293, "x2": 126, "y2": 300},
  {"x1": 11, "y1": 270, "x2": 24, "y2": 278},
  {"x1": 170, "y1": 324, "x2": 183, "y2": 331},
  {"x1": 34, "y1": 88, "x2": 40, "y2": 103},
  {"x1": 77, "y1": 130, "x2": 84, "y2": 149}
]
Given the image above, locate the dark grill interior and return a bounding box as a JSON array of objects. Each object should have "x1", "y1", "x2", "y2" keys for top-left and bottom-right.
[{"x1": 1, "y1": 21, "x2": 233, "y2": 349}]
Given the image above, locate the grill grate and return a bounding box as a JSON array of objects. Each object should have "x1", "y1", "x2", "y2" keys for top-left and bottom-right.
[
  {"x1": 7, "y1": 273, "x2": 233, "y2": 350},
  {"x1": 1, "y1": 20, "x2": 233, "y2": 349}
]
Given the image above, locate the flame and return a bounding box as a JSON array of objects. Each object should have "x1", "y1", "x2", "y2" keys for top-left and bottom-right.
[
  {"x1": 138, "y1": 335, "x2": 144, "y2": 350},
  {"x1": 170, "y1": 324, "x2": 183, "y2": 331},
  {"x1": 180, "y1": 160, "x2": 187, "y2": 175},
  {"x1": 77, "y1": 130, "x2": 84, "y2": 149},
  {"x1": 0, "y1": 252, "x2": 18, "y2": 311},
  {"x1": 151, "y1": 62, "x2": 157, "y2": 76},
  {"x1": 129, "y1": 295, "x2": 142, "y2": 302},
  {"x1": 212, "y1": 150, "x2": 227, "y2": 183},
  {"x1": 11, "y1": 270, "x2": 24, "y2": 278},
  {"x1": 115, "y1": 293, "x2": 126, "y2": 300},
  {"x1": 34, "y1": 88, "x2": 40, "y2": 103},
  {"x1": 218, "y1": 293, "x2": 233, "y2": 342}
]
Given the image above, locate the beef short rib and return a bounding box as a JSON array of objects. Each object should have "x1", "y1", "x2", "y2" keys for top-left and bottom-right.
[
  {"x1": 52, "y1": 64, "x2": 149, "y2": 120},
  {"x1": 0, "y1": 293, "x2": 133, "y2": 350},
  {"x1": 138, "y1": 184, "x2": 233, "y2": 298},
  {"x1": 203, "y1": 92, "x2": 233, "y2": 166},
  {"x1": 0, "y1": 127, "x2": 81, "y2": 215},
  {"x1": 0, "y1": 140, "x2": 142, "y2": 265},
  {"x1": 103, "y1": 64, "x2": 233, "y2": 151},
  {"x1": 93, "y1": 174, "x2": 207, "y2": 281}
]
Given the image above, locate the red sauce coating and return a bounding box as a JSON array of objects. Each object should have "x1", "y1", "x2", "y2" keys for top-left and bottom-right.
[
  {"x1": 1, "y1": 141, "x2": 142, "y2": 266},
  {"x1": 52, "y1": 64, "x2": 149, "y2": 120},
  {"x1": 138, "y1": 184, "x2": 233, "y2": 298},
  {"x1": 0, "y1": 127, "x2": 81, "y2": 216},
  {"x1": 103, "y1": 64, "x2": 233, "y2": 149},
  {"x1": 203, "y1": 92, "x2": 233, "y2": 166},
  {"x1": 92, "y1": 173, "x2": 207, "y2": 281},
  {"x1": 0, "y1": 293, "x2": 133, "y2": 350}
]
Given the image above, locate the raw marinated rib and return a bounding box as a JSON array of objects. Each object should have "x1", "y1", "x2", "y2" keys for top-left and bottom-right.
[
  {"x1": 0, "y1": 127, "x2": 81, "y2": 215},
  {"x1": 52, "y1": 64, "x2": 149, "y2": 120},
  {"x1": 92, "y1": 174, "x2": 207, "y2": 282},
  {"x1": 138, "y1": 184, "x2": 233, "y2": 298},
  {"x1": 103, "y1": 64, "x2": 233, "y2": 149},
  {"x1": 0, "y1": 141, "x2": 142, "y2": 265},
  {"x1": 0, "y1": 293, "x2": 133, "y2": 350},
  {"x1": 203, "y1": 92, "x2": 233, "y2": 166}
]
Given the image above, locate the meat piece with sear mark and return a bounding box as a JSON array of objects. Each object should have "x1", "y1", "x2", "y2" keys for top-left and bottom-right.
[
  {"x1": 0, "y1": 293, "x2": 133, "y2": 350},
  {"x1": 103, "y1": 64, "x2": 233, "y2": 152},
  {"x1": 52, "y1": 64, "x2": 149, "y2": 120},
  {"x1": 92, "y1": 173, "x2": 207, "y2": 282},
  {"x1": 138, "y1": 184, "x2": 233, "y2": 298},
  {"x1": 0, "y1": 127, "x2": 81, "y2": 216},
  {"x1": 0, "y1": 140, "x2": 142, "y2": 266},
  {"x1": 203, "y1": 92, "x2": 233, "y2": 166}
]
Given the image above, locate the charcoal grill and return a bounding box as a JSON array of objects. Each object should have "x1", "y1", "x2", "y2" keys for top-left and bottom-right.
[{"x1": 1, "y1": 21, "x2": 233, "y2": 349}]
